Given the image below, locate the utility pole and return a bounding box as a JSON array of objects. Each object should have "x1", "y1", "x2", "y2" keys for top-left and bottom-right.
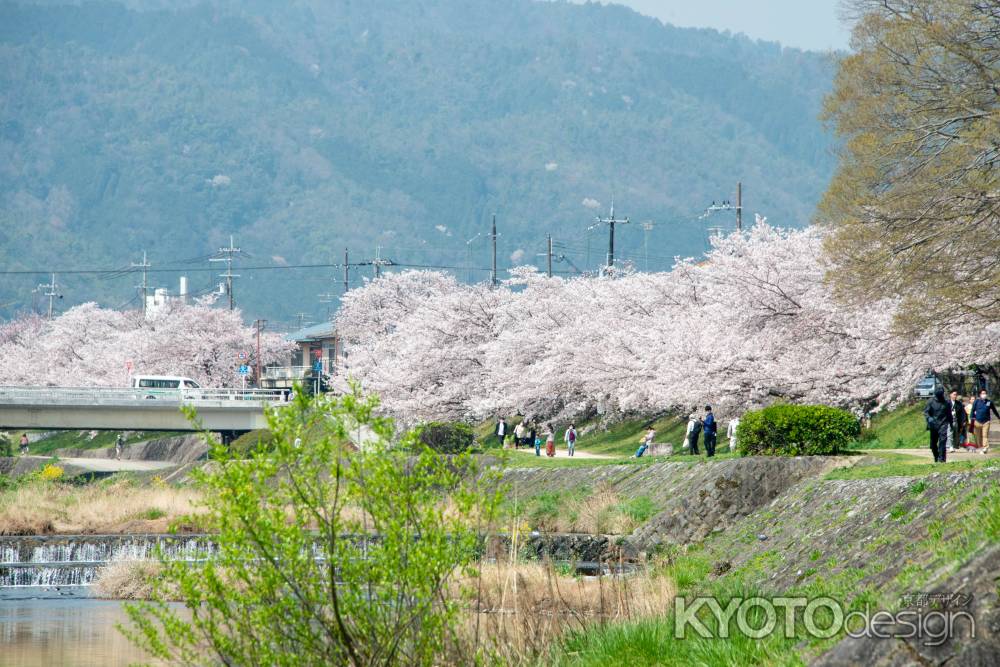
[
  {"x1": 209, "y1": 235, "x2": 241, "y2": 310},
  {"x1": 536, "y1": 235, "x2": 554, "y2": 277},
  {"x1": 254, "y1": 319, "x2": 266, "y2": 386},
  {"x1": 343, "y1": 248, "x2": 350, "y2": 296},
  {"x1": 131, "y1": 250, "x2": 151, "y2": 316},
  {"x1": 465, "y1": 232, "x2": 483, "y2": 284},
  {"x1": 38, "y1": 274, "x2": 59, "y2": 319},
  {"x1": 593, "y1": 198, "x2": 629, "y2": 273},
  {"x1": 736, "y1": 181, "x2": 743, "y2": 231},
  {"x1": 490, "y1": 215, "x2": 498, "y2": 287},
  {"x1": 371, "y1": 245, "x2": 393, "y2": 278},
  {"x1": 547, "y1": 234, "x2": 553, "y2": 278},
  {"x1": 319, "y1": 292, "x2": 337, "y2": 320},
  {"x1": 641, "y1": 222, "x2": 654, "y2": 272}
]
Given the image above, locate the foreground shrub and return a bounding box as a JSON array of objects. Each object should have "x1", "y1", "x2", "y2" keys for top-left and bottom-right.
[
  {"x1": 124, "y1": 385, "x2": 504, "y2": 666},
  {"x1": 737, "y1": 404, "x2": 859, "y2": 456},
  {"x1": 413, "y1": 421, "x2": 475, "y2": 454}
]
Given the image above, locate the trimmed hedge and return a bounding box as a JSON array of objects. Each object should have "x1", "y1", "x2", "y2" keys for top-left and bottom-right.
[
  {"x1": 413, "y1": 422, "x2": 475, "y2": 455},
  {"x1": 737, "y1": 405, "x2": 859, "y2": 457}
]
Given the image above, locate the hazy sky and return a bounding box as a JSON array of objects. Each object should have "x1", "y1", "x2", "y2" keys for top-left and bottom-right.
[{"x1": 605, "y1": 0, "x2": 852, "y2": 51}]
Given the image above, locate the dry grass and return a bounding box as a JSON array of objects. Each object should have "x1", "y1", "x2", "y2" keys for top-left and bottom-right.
[
  {"x1": 0, "y1": 479, "x2": 205, "y2": 535},
  {"x1": 454, "y1": 559, "x2": 675, "y2": 664},
  {"x1": 94, "y1": 558, "x2": 166, "y2": 600},
  {"x1": 515, "y1": 482, "x2": 655, "y2": 535}
]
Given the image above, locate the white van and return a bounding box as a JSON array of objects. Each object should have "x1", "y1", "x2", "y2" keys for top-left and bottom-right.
[{"x1": 131, "y1": 375, "x2": 201, "y2": 399}]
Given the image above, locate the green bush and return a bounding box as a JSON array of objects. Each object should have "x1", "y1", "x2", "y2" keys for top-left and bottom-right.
[
  {"x1": 413, "y1": 421, "x2": 475, "y2": 455},
  {"x1": 229, "y1": 429, "x2": 277, "y2": 456},
  {"x1": 737, "y1": 404, "x2": 859, "y2": 457},
  {"x1": 0, "y1": 435, "x2": 12, "y2": 458}
]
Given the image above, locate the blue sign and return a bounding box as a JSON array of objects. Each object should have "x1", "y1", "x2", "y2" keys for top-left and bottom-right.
[
  {"x1": 313, "y1": 361, "x2": 323, "y2": 372},
  {"x1": 239, "y1": 364, "x2": 250, "y2": 375}
]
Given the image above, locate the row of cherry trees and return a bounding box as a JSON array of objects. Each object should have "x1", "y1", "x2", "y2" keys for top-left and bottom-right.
[
  {"x1": 0, "y1": 302, "x2": 293, "y2": 387},
  {"x1": 336, "y1": 224, "x2": 1000, "y2": 422}
]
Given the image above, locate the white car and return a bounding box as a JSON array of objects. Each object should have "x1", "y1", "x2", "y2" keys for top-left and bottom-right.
[{"x1": 914, "y1": 376, "x2": 943, "y2": 398}]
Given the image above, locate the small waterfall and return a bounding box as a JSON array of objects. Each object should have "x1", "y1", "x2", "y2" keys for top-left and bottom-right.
[{"x1": 0, "y1": 535, "x2": 216, "y2": 591}]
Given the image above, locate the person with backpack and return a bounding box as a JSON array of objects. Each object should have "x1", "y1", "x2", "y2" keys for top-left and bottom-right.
[
  {"x1": 19, "y1": 433, "x2": 29, "y2": 456},
  {"x1": 971, "y1": 389, "x2": 1000, "y2": 454},
  {"x1": 924, "y1": 388, "x2": 952, "y2": 463},
  {"x1": 115, "y1": 433, "x2": 125, "y2": 461},
  {"x1": 686, "y1": 413, "x2": 702, "y2": 455},
  {"x1": 564, "y1": 424, "x2": 577, "y2": 457},
  {"x1": 702, "y1": 405, "x2": 717, "y2": 457}
]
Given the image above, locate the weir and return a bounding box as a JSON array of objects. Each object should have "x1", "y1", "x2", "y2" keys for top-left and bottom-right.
[
  {"x1": 0, "y1": 532, "x2": 634, "y2": 593},
  {"x1": 0, "y1": 535, "x2": 215, "y2": 589}
]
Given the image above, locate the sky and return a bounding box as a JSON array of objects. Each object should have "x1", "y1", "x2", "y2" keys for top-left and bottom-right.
[{"x1": 605, "y1": 0, "x2": 852, "y2": 51}]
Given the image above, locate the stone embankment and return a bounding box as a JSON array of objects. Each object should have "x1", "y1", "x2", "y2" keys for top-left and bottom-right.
[
  {"x1": 56, "y1": 434, "x2": 209, "y2": 464},
  {"x1": 503, "y1": 456, "x2": 851, "y2": 549}
]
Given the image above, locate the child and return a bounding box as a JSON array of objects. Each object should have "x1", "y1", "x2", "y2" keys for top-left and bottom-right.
[{"x1": 534, "y1": 437, "x2": 542, "y2": 456}]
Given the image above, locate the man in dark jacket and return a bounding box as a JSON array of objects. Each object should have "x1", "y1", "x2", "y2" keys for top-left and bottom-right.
[
  {"x1": 702, "y1": 405, "x2": 718, "y2": 458},
  {"x1": 924, "y1": 389, "x2": 952, "y2": 463},
  {"x1": 949, "y1": 391, "x2": 968, "y2": 451},
  {"x1": 495, "y1": 417, "x2": 508, "y2": 448}
]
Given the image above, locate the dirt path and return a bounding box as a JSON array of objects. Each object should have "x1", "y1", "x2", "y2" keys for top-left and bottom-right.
[
  {"x1": 509, "y1": 447, "x2": 614, "y2": 460},
  {"x1": 876, "y1": 447, "x2": 1000, "y2": 461},
  {"x1": 52, "y1": 457, "x2": 176, "y2": 472}
]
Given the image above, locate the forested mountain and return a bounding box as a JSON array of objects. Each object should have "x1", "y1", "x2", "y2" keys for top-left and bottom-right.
[{"x1": 0, "y1": 0, "x2": 837, "y2": 322}]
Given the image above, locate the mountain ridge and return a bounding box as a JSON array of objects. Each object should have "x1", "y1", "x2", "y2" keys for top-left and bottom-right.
[{"x1": 0, "y1": 0, "x2": 836, "y2": 322}]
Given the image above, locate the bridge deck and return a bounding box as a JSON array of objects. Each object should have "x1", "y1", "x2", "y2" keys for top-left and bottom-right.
[{"x1": 0, "y1": 387, "x2": 285, "y2": 432}]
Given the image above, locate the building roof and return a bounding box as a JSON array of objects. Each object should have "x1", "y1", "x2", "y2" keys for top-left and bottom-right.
[{"x1": 284, "y1": 321, "x2": 337, "y2": 343}]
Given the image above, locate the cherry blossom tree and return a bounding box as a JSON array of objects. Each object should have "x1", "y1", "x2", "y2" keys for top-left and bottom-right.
[
  {"x1": 0, "y1": 302, "x2": 293, "y2": 387},
  {"x1": 336, "y1": 224, "x2": 1000, "y2": 422}
]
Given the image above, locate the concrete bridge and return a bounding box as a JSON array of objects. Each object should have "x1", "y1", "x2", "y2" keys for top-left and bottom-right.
[{"x1": 0, "y1": 387, "x2": 286, "y2": 435}]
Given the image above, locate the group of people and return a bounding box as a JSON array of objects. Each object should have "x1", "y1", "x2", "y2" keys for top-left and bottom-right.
[
  {"x1": 683, "y1": 406, "x2": 740, "y2": 458},
  {"x1": 924, "y1": 388, "x2": 998, "y2": 463},
  {"x1": 494, "y1": 417, "x2": 578, "y2": 457}
]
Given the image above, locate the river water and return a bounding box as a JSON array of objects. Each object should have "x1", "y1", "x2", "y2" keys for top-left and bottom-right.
[{"x1": 0, "y1": 594, "x2": 157, "y2": 666}]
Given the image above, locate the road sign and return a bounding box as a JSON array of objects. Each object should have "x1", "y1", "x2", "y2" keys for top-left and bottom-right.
[{"x1": 239, "y1": 364, "x2": 250, "y2": 375}]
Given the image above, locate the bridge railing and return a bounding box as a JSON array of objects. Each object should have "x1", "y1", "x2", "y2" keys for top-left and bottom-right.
[{"x1": 0, "y1": 386, "x2": 289, "y2": 405}]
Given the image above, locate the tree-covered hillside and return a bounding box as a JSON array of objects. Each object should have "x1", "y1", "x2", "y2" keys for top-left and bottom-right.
[{"x1": 0, "y1": 0, "x2": 836, "y2": 322}]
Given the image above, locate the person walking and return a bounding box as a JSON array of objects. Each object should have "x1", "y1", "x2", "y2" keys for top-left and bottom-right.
[
  {"x1": 727, "y1": 416, "x2": 740, "y2": 452},
  {"x1": 19, "y1": 433, "x2": 29, "y2": 456},
  {"x1": 971, "y1": 389, "x2": 1000, "y2": 454},
  {"x1": 924, "y1": 388, "x2": 952, "y2": 463},
  {"x1": 534, "y1": 434, "x2": 542, "y2": 456},
  {"x1": 950, "y1": 392, "x2": 968, "y2": 451},
  {"x1": 564, "y1": 424, "x2": 577, "y2": 457},
  {"x1": 495, "y1": 417, "x2": 508, "y2": 448},
  {"x1": 545, "y1": 430, "x2": 556, "y2": 458},
  {"x1": 686, "y1": 412, "x2": 702, "y2": 455},
  {"x1": 703, "y1": 405, "x2": 718, "y2": 457},
  {"x1": 514, "y1": 421, "x2": 526, "y2": 450},
  {"x1": 115, "y1": 433, "x2": 125, "y2": 461}
]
